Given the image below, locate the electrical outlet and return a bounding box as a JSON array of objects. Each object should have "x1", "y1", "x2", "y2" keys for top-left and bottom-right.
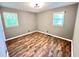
[
  {"x1": 28, "y1": 30, "x2": 30, "y2": 32},
  {"x1": 46, "y1": 31, "x2": 48, "y2": 33}
]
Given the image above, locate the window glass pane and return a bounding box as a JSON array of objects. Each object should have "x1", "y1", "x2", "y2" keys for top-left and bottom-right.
[
  {"x1": 3, "y1": 12, "x2": 18, "y2": 28},
  {"x1": 53, "y1": 12, "x2": 64, "y2": 26}
]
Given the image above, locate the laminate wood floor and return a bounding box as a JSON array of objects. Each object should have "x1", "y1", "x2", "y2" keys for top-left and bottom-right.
[{"x1": 6, "y1": 32, "x2": 71, "y2": 57}]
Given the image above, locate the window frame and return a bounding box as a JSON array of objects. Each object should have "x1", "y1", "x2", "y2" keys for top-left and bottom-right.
[
  {"x1": 3, "y1": 11, "x2": 19, "y2": 28},
  {"x1": 53, "y1": 11, "x2": 65, "y2": 27}
]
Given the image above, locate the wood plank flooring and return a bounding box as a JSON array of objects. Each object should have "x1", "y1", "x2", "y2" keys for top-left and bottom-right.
[{"x1": 6, "y1": 32, "x2": 71, "y2": 57}]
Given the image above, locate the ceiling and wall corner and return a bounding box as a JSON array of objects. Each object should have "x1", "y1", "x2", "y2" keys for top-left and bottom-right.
[
  {"x1": 0, "y1": 7, "x2": 37, "y2": 39},
  {"x1": 0, "y1": 2, "x2": 77, "y2": 13},
  {"x1": 0, "y1": 2, "x2": 78, "y2": 39},
  {"x1": 37, "y1": 4, "x2": 78, "y2": 39}
]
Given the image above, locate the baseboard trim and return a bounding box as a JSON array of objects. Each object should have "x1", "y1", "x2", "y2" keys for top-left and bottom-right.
[
  {"x1": 6, "y1": 31, "x2": 37, "y2": 41},
  {"x1": 37, "y1": 31, "x2": 72, "y2": 42},
  {"x1": 6, "y1": 30, "x2": 72, "y2": 42}
]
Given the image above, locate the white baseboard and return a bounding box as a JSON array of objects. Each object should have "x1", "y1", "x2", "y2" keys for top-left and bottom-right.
[
  {"x1": 37, "y1": 31, "x2": 72, "y2": 42},
  {"x1": 6, "y1": 30, "x2": 37, "y2": 41},
  {"x1": 6, "y1": 30, "x2": 72, "y2": 42}
]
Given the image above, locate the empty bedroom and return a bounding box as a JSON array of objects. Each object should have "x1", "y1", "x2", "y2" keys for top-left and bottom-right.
[{"x1": 0, "y1": 2, "x2": 79, "y2": 57}]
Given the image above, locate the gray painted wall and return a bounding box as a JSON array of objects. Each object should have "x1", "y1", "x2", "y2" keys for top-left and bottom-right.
[
  {"x1": 37, "y1": 4, "x2": 78, "y2": 39},
  {"x1": 0, "y1": 7, "x2": 37, "y2": 39},
  {"x1": 73, "y1": 3, "x2": 79, "y2": 57},
  {"x1": 0, "y1": 4, "x2": 78, "y2": 40}
]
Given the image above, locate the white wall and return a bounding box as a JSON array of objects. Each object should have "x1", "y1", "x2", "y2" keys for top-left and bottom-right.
[
  {"x1": 0, "y1": 7, "x2": 37, "y2": 39},
  {"x1": 73, "y1": 3, "x2": 79, "y2": 57},
  {"x1": 0, "y1": 11, "x2": 7, "y2": 57},
  {"x1": 37, "y1": 4, "x2": 78, "y2": 39}
]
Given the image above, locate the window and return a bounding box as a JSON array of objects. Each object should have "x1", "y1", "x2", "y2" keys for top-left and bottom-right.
[
  {"x1": 53, "y1": 12, "x2": 64, "y2": 26},
  {"x1": 3, "y1": 12, "x2": 18, "y2": 28}
]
